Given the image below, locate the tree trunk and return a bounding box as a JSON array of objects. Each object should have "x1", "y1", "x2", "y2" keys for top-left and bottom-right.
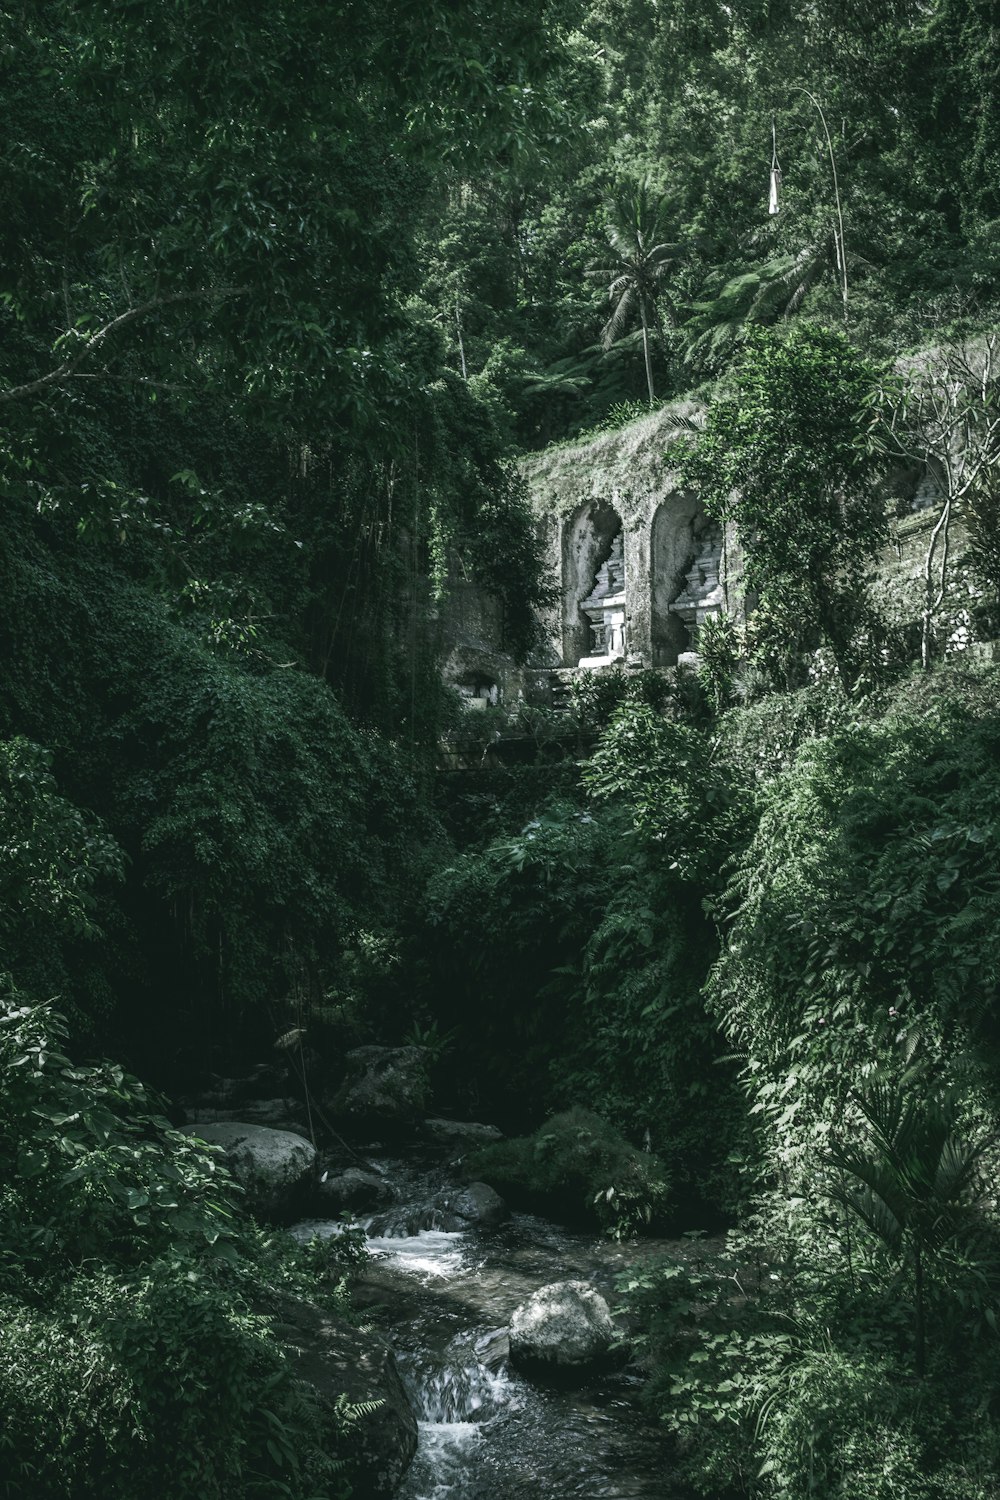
[
  {"x1": 640, "y1": 302, "x2": 655, "y2": 404},
  {"x1": 913, "y1": 1239, "x2": 926, "y2": 1379},
  {"x1": 921, "y1": 491, "x2": 952, "y2": 670},
  {"x1": 455, "y1": 297, "x2": 467, "y2": 381}
]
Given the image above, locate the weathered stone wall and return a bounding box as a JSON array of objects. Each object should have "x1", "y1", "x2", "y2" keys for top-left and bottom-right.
[
  {"x1": 875, "y1": 505, "x2": 991, "y2": 657},
  {"x1": 519, "y1": 400, "x2": 741, "y2": 671}
]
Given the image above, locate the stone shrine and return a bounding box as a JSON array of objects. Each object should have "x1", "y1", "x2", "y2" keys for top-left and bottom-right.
[
  {"x1": 578, "y1": 532, "x2": 627, "y2": 667},
  {"x1": 669, "y1": 529, "x2": 725, "y2": 646}
]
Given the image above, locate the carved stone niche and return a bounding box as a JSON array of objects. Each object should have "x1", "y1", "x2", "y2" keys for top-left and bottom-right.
[
  {"x1": 578, "y1": 530, "x2": 627, "y2": 669},
  {"x1": 456, "y1": 673, "x2": 500, "y2": 711},
  {"x1": 669, "y1": 528, "x2": 725, "y2": 647},
  {"x1": 561, "y1": 499, "x2": 626, "y2": 668}
]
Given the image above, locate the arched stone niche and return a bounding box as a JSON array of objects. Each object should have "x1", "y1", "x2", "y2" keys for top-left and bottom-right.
[
  {"x1": 650, "y1": 496, "x2": 723, "y2": 665},
  {"x1": 561, "y1": 499, "x2": 626, "y2": 667},
  {"x1": 455, "y1": 672, "x2": 499, "y2": 710}
]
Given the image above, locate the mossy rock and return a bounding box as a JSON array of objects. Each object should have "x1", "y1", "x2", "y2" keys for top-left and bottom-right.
[{"x1": 467, "y1": 1108, "x2": 669, "y2": 1235}]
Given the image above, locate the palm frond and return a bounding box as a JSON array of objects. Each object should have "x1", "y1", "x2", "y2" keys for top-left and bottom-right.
[{"x1": 602, "y1": 286, "x2": 637, "y2": 349}]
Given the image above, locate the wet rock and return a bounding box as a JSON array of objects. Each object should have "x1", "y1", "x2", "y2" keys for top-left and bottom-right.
[
  {"x1": 367, "y1": 1203, "x2": 460, "y2": 1235},
  {"x1": 433, "y1": 1181, "x2": 509, "y2": 1228},
  {"x1": 373, "y1": 1181, "x2": 509, "y2": 1236},
  {"x1": 318, "y1": 1167, "x2": 395, "y2": 1213},
  {"x1": 509, "y1": 1280, "x2": 617, "y2": 1376},
  {"x1": 331, "y1": 1046, "x2": 431, "y2": 1126},
  {"x1": 271, "y1": 1295, "x2": 417, "y2": 1498},
  {"x1": 180, "y1": 1121, "x2": 316, "y2": 1221},
  {"x1": 423, "y1": 1117, "x2": 504, "y2": 1147},
  {"x1": 475, "y1": 1327, "x2": 510, "y2": 1371}
]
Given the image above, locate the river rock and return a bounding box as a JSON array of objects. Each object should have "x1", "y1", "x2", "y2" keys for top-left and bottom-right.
[
  {"x1": 432, "y1": 1181, "x2": 509, "y2": 1228},
  {"x1": 271, "y1": 1295, "x2": 417, "y2": 1498},
  {"x1": 509, "y1": 1280, "x2": 617, "y2": 1375},
  {"x1": 181, "y1": 1121, "x2": 316, "y2": 1220},
  {"x1": 318, "y1": 1167, "x2": 395, "y2": 1212},
  {"x1": 376, "y1": 1180, "x2": 510, "y2": 1236},
  {"x1": 423, "y1": 1118, "x2": 504, "y2": 1148},
  {"x1": 331, "y1": 1046, "x2": 431, "y2": 1126}
]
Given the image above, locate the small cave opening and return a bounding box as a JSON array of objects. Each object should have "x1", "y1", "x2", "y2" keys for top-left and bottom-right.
[{"x1": 456, "y1": 673, "x2": 500, "y2": 710}]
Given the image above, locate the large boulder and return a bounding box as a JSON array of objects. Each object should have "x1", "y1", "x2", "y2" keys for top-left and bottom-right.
[
  {"x1": 271, "y1": 1296, "x2": 417, "y2": 1499},
  {"x1": 330, "y1": 1046, "x2": 431, "y2": 1127},
  {"x1": 317, "y1": 1167, "x2": 395, "y2": 1213},
  {"x1": 468, "y1": 1108, "x2": 670, "y2": 1234},
  {"x1": 509, "y1": 1280, "x2": 617, "y2": 1377},
  {"x1": 181, "y1": 1122, "x2": 316, "y2": 1220},
  {"x1": 431, "y1": 1181, "x2": 509, "y2": 1229},
  {"x1": 423, "y1": 1117, "x2": 503, "y2": 1149}
]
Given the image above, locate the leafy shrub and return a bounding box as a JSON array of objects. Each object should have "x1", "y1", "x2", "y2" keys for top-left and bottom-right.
[
  {"x1": 713, "y1": 679, "x2": 858, "y2": 786},
  {"x1": 421, "y1": 800, "x2": 627, "y2": 1111},
  {"x1": 627, "y1": 663, "x2": 1000, "y2": 1498},
  {"x1": 568, "y1": 665, "x2": 676, "y2": 732},
  {"x1": 469, "y1": 1107, "x2": 670, "y2": 1236},
  {"x1": 0, "y1": 498, "x2": 447, "y2": 1065},
  {"x1": 0, "y1": 736, "x2": 124, "y2": 1030},
  {"x1": 583, "y1": 701, "x2": 745, "y2": 882},
  {"x1": 0, "y1": 988, "x2": 361, "y2": 1500},
  {"x1": 422, "y1": 709, "x2": 745, "y2": 1207},
  {"x1": 549, "y1": 878, "x2": 745, "y2": 1217},
  {"x1": 712, "y1": 665, "x2": 1000, "y2": 1182},
  {"x1": 680, "y1": 323, "x2": 888, "y2": 696},
  {"x1": 622, "y1": 1239, "x2": 1000, "y2": 1500}
]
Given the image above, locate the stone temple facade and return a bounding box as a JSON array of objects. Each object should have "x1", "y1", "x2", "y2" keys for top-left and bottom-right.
[
  {"x1": 438, "y1": 404, "x2": 742, "y2": 707},
  {"x1": 520, "y1": 405, "x2": 740, "y2": 684}
]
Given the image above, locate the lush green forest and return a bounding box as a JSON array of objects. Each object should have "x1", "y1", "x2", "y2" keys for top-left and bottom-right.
[{"x1": 2, "y1": 1, "x2": 1000, "y2": 1497}]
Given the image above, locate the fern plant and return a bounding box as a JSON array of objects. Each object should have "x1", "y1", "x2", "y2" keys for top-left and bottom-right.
[{"x1": 826, "y1": 1077, "x2": 989, "y2": 1378}]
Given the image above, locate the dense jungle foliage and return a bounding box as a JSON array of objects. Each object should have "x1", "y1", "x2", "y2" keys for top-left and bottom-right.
[{"x1": 3, "y1": 1, "x2": 1000, "y2": 1497}]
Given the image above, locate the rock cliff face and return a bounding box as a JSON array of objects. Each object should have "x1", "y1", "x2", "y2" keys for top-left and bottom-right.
[
  {"x1": 438, "y1": 401, "x2": 746, "y2": 713},
  {"x1": 519, "y1": 401, "x2": 732, "y2": 674}
]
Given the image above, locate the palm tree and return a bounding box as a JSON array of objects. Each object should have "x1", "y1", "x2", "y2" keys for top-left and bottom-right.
[
  {"x1": 826, "y1": 1077, "x2": 987, "y2": 1378},
  {"x1": 589, "y1": 179, "x2": 681, "y2": 404}
]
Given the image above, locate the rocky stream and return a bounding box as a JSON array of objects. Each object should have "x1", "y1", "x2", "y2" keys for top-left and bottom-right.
[
  {"x1": 291, "y1": 1145, "x2": 687, "y2": 1500},
  {"x1": 182, "y1": 1050, "x2": 701, "y2": 1498}
]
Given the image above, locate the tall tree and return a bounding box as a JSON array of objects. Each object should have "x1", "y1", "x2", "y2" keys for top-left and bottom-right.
[
  {"x1": 879, "y1": 336, "x2": 1000, "y2": 668},
  {"x1": 590, "y1": 179, "x2": 681, "y2": 402}
]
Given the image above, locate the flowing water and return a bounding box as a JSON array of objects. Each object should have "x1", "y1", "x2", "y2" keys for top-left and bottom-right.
[{"x1": 293, "y1": 1152, "x2": 693, "y2": 1499}]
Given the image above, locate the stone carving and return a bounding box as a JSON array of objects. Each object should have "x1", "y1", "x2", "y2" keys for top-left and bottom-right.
[
  {"x1": 457, "y1": 677, "x2": 499, "y2": 710},
  {"x1": 669, "y1": 529, "x2": 724, "y2": 645},
  {"x1": 579, "y1": 531, "x2": 627, "y2": 667},
  {"x1": 911, "y1": 468, "x2": 942, "y2": 512}
]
